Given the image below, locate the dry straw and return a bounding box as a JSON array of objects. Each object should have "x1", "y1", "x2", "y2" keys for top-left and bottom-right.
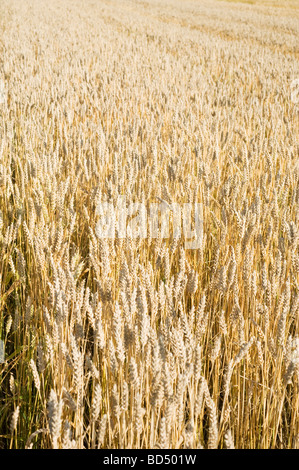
[{"x1": 0, "y1": 0, "x2": 298, "y2": 450}]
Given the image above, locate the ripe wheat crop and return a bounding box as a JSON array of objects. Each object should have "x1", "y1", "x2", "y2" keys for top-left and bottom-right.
[{"x1": 0, "y1": 0, "x2": 298, "y2": 449}]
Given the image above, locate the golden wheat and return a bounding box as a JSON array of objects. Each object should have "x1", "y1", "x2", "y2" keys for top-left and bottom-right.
[{"x1": 0, "y1": 0, "x2": 298, "y2": 449}]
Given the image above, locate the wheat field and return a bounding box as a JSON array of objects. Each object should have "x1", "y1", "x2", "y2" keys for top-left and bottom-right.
[{"x1": 0, "y1": 0, "x2": 298, "y2": 450}]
